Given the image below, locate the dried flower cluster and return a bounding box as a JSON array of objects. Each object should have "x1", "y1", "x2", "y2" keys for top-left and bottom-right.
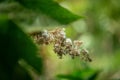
[{"x1": 30, "y1": 28, "x2": 92, "y2": 62}]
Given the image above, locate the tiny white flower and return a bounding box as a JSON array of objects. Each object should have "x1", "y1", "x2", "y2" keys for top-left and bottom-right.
[
  {"x1": 60, "y1": 31, "x2": 65, "y2": 35},
  {"x1": 42, "y1": 30, "x2": 49, "y2": 38},
  {"x1": 66, "y1": 38, "x2": 72, "y2": 45},
  {"x1": 43, "y1": 30, "x2": 48, "y2": 34},
  {"x1": 63, "y1": 35, "x2": 66, "y2": 38},
  {"x1": 54, "y1": 43, "x2": 59, "y2": 47},
  {"x1": 74, "y1": 40, "x2": 83, "y2": 47}
]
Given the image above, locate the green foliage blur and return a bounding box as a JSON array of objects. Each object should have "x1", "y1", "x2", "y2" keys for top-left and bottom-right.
[{"x1": 0, "y1": 0, "x2": 120, "y2": 80}]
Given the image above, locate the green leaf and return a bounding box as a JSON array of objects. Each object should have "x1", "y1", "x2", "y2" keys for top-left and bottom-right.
[
  {"x1": 0, "y1": 0, "x2": 4, "y2": 2},
  {"x1": 88, "y1": 71, "x2": 100, "y2": 80},
  {"x1": 0, "y1": 15, "x2": 43, "y2": 79},
  {"x1": 12, "y1": 64, "x2": 32, "y2": 80},
  {"x1": 57, "y1": 68, "x2": 100, "y2": 80},
  {"x1": 16, "y1": 0, "x2": 81, "y2": 24},
  {"x1": 57, "y1": 74, "x2": 82, "y2": 80}
]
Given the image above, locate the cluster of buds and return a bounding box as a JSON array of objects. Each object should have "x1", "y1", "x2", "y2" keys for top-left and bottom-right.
[{"x1": 30, "y1": 28, "x2": 92, "y2": 62}]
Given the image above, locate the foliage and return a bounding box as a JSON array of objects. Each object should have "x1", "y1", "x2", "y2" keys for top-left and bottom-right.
[
  {"x1": 0, "y1": 0, "x2": 120, "y2": 80},
  {"x1": 0, "y1": 0, "x2": 81, "y2": 80},
  {"x1": 0, "y1": 15, "x2": 43, "y2": 80},
  {"x1": 57, "y1": 68, "x2": 100, "y2": 80},
  {"x1": 16, "y1": 0, "x2": 81, "y2": 24}
]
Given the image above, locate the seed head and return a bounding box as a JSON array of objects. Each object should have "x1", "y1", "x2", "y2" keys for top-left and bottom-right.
[{"x1": 30, "y1": 28, "x2": 92, "y2": 62}]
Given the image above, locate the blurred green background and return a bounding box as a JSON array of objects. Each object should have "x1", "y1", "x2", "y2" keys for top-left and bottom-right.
[{"x1": 0, "y1": 0, "x2": 120, "y2": 80}]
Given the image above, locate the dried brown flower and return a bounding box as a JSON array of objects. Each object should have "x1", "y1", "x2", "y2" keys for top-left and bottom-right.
[{"x1": 30, "y1": 28, "x2": 92, "y2": 62}]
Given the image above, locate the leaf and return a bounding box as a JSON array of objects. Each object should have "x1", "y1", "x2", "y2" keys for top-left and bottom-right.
[
  {"x1": 88, "y1": 71, "x2": 100, "y2": 80},
  {"x1": 0, "y1": 0, "x2": 4, "y2": 2},
  {"x1": 12, "y1": 64, "x2": 32, "y2": 80},
  {"x1": 57, "y1": 74, "x2": 82, "y2": 80},
  {"x1": 0, "y1": 15, "x2": 43, "y2": 79},
  {"x1": 16, "y1": 0, "x2": 81, "y2": 24},
  {"x1": 56, "y1": 68, "x2": 100, "y2": 80}
]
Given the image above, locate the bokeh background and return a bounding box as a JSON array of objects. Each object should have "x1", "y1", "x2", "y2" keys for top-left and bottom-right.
[{"x1": 0, "y1": 0, "x2": 120, "y2": 80}]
